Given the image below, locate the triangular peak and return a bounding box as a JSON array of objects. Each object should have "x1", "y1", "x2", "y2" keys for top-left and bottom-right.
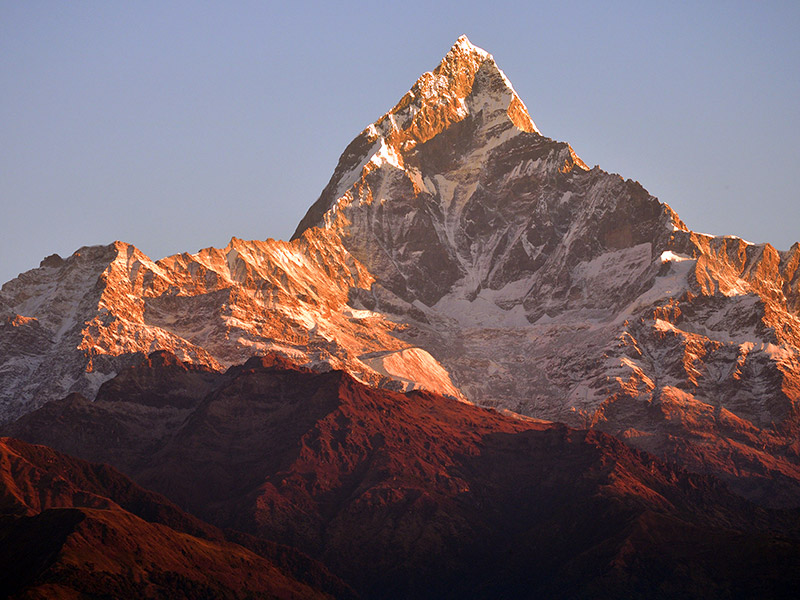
[
  {"x1": 292, "y1": 36, "x2": 542, "y2": 240},
  {"x1": 381, "y1": 35, "x2": 539, "y2": 143}
]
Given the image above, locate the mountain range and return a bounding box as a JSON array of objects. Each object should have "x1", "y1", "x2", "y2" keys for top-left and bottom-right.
[{"x1": 2, "y1": 36, "x2": 800, "y2": 597}]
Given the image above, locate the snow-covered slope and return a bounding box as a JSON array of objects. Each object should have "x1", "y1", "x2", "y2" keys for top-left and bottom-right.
[{"x1": 0, "y1": 229, "x2": 461, "y2": 422}]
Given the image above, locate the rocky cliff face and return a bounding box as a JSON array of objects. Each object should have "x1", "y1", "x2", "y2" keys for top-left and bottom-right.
[
  {"x1": 294, "y1": 36, "x2": 678, "y2": 315},
  {"x1": 2, "y1": 36, "x2": 799, "y2": 505}
]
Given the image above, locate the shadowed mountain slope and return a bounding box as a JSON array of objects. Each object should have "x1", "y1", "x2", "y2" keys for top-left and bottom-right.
[
  {"x1": 7, "y1": 352, "x2": 800, "y2": 599},
  {"x1": 0, "y1": 436, "x2": 353, "y2": 599}
]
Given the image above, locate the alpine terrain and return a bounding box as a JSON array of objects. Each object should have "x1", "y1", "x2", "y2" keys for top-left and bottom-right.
[{"x1": 1, "y1": 34, "x2": 799, "y2": 515}]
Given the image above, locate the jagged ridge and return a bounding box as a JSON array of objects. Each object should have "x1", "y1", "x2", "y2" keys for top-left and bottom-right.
[{"x1": 0, "y1": 229, "x2": 461, "y2": 422}]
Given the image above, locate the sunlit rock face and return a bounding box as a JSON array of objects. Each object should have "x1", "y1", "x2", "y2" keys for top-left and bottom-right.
[
  {"x1": 0, "y1": 229, "x2": 462, "y2": 423},
  {"x1": 2, "y1": 36, "x2": 800, "y2": 505}
]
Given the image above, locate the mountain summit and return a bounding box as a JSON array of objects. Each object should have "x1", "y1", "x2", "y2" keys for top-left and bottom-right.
[
  {"x1": 303, "y1": 34, "x2": 537, "y2": 205},
  {"x1": 294, "y1": 35, "x2": 541, "y2": 249},
  {"x1": 2, "y1": 37, "x2": 800, "y2": 505}
]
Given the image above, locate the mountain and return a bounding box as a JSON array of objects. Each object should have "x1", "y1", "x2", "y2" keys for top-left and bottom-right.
[
  {"x1": 1, "y1": 36, "x2": 799, "y2": 506},
  {"x1": 0, "y1": 436, "x2": 352, "y2": 599},
  {"x1": 292, "y1": 35, "x2": 800, "y2": 505},
  {"x1": 7, "y1": 352, "x2": 800, "y2": 599}
]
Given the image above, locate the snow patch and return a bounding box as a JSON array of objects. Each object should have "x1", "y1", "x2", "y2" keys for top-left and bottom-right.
[
  {"x1": 619, "y1": 251, "x2": 695, "y2": 319},
  {"x1": 343, "y1": 307, "x2": 382, "y2": 320},
  {"x1": 370, "y1": 138, "x2": 402, "y2": 170},
  {"x1": 660, "y1": 250, "x2": 691, "y2": 263},
  {"x1": 433, "y1": 292, "x2": 531, "y2": 328},
  {"x1": 360, "y1": 347, "x2": 464, "y2": 399}
]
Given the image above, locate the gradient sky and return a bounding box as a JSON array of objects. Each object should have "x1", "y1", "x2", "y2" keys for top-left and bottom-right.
[{"x1": 2, "y1": 1, "x2": 798, "y2": 286}]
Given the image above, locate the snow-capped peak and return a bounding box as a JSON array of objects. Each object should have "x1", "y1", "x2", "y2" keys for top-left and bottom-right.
[
  {"x1": 449, "y1": 34, "x2": 490, "y2": 60},
  {"x1": 443, "y1": 35, "x2": 536, "y2": 132},
  {"x1": 292, "y1": 36, "x2": 541, "y2": 240}
]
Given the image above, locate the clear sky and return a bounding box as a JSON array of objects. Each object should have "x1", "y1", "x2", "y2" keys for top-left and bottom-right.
[{"x1": 2, "y1": 1, "x2": 798, "y2": 286}]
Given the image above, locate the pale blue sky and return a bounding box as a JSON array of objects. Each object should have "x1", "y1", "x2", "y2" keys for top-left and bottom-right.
[{"x1": 2, "y1": 1, "x2": 798, "y2": 285}]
